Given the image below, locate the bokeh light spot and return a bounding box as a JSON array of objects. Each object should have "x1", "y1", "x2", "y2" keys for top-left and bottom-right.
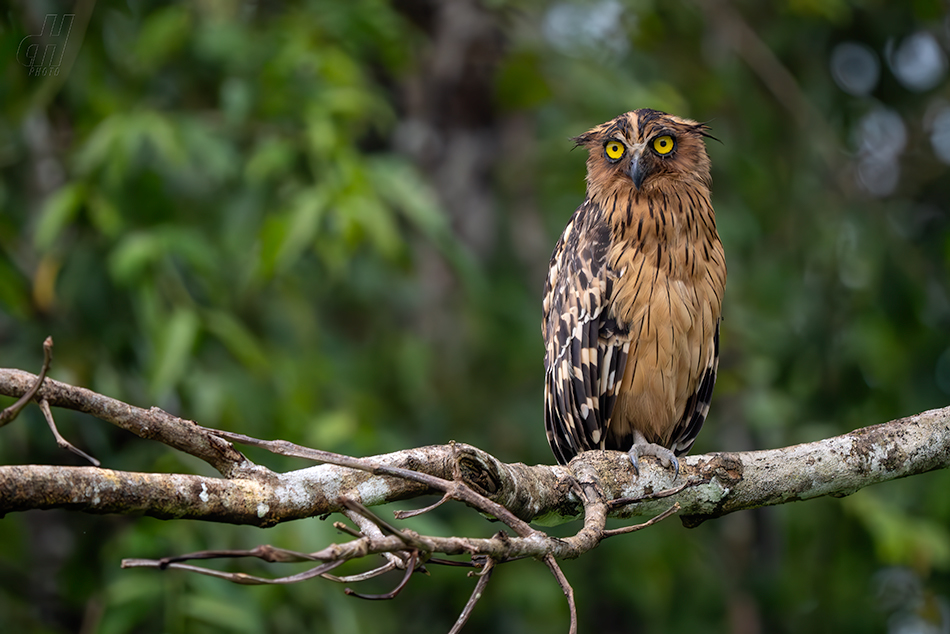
[
  {"x1": 887, "y1": 31, "x2": 947, "y2": 92},
  {"x1": 831, "y1": 42, "x2": 880, "y2": 96}
]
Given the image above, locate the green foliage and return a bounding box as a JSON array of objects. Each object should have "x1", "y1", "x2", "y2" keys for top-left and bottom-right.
[{"x1": 2, "y1": 0, "x2": 950, "y2": 632}]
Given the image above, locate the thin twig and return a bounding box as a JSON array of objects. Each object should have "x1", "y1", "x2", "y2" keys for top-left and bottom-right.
[
  {"x1": 340, "y1": 498, "x2": 428, "y2": 552},
  {"x1": 606, "y1": 479, "x2": 699, "y2": 509},
  {"x1": 340, "y1": 498, "x2": 409, "y2": 540},
  {"x1": 343, "y1": 505, "x2": 415, "y2": 571},
  {"x1": 344, "y1": 550, "x2": 418, "y2": 600},
  {"x1": 123, "y1": 558, "x2": 346, "y2": 585},
  {"x1": 0, "y1": 336, "x2": 52, "y2": 428},
  {"x1": 602, "y1": 503, "x2": 681, "y2": 538},
  {"x1": 543, "y1": 554, "x2": 577, "y2": 634},
  {"x1": 426, "y1": 558, "x2": 481, "y2": 568},
  {"x1": 333, "y1": 521, "x2": 364, "y2": 539},
  {"x1": 449, "y1": 558, "x2": 496, "y2": 634},
  {"x1": 39, "y1": 398, "x2": 100, "y2": 466},
  {"x1": 158, "y1": 544, "x2": 326, "y2": 566},
  {"x1": 394, "y1": 492, "x2": 451, "y2": 519},
  {"x1": 322, "y1": 561, "x2": 397, "y2": 583}
]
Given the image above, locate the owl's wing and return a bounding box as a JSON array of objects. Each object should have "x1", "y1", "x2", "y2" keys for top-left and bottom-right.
[
  {"x1": 668, "y1": 320, "x2": 720, "y2": 455},
  {"x1": 543, "y1": 203, "x2": 629, "y2": 465}
]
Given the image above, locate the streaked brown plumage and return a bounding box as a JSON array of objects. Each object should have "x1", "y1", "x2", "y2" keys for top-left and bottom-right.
[{"x1": 542, "y1": 109, "x2": 726, "y2": 472}]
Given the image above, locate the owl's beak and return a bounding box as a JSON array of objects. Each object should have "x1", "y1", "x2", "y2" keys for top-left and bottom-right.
[{"x1": 628, "y1": 151, "x2": 647, "y2": 190}]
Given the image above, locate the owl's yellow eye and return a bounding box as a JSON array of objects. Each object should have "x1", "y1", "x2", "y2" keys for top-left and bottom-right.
[
  {"x1": 604, "y1": 140, "x2": 625, "y2": 161},
  {"x1": 652, "y1": 135, "x2": 674, "y2": 155}
]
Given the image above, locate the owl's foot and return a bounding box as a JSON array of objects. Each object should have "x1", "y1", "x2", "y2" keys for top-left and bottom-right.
[{"x1": 627, "y1": 432, "x2": 679, "y2": 480}]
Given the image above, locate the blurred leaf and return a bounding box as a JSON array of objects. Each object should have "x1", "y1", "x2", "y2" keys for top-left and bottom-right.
[
  {"x1": 202, "y1": 309, "x2": 270, "y2": 372},
  {"x1": 496, "y1": 50, "x2": 553, "y2": 109},
  {"x1": 304, "y1": 409, "x2": 358, "y2": 449},
  {"x1": 245, "y1": 137, "x2": 296, "y2": 184},
  {"x1": 75, "y1": 111, "x2": 187, "y2": 182},
  {"x1": 846, "y1": 491, "x2": 950, "y2": 570},
  {"x1": 150, "y1": 306, "x2": 200, "y2": 397},
  {"x1": 34, "y1": 182, "x2": 85, "y2": 250},
  {"x1": 368, "y1": 156, "x2": 483, "y2": 288},
  {"x1": 109, "y1": 227, "x2": 215, "y2": 285},
  {"x1": 369, "y1": 157, "x2": 447, "y2": 237},
  {"x1": 177, "y1": 117, "x2": 240, "y2": 186},
  {"x1": 132, "y1": 4, "x2": 191, "y2": 71},
  {"x1": 74, "y1": 115, "x2": 126, "y2": 176},
  {"x1": 109, "y1": 231, "x2": 165, "y2": 283},
  {"x1": 87, "y1": 191, "x2": 124, "y2": 238},
  {"x1": 276, "y1": 186, "x2": 330, "y2": 273},
  {"x1": 0, "y1": 256, "x2": 29, "y2": 320},
  {"x1": 183, "y1": 594, "x2": 264, "y2": 634}
]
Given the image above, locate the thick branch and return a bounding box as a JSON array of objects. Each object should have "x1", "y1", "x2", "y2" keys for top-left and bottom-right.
[
  {"x1": 0, "y1": 369, "x2": 251, "y2": 477},
  {"x1": 1, "y1": 382, "x2": 947, "y2": 527}
]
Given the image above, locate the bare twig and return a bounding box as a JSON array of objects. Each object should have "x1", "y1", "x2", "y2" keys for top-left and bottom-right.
[
  {"x1": 333, "y1": 521, "x2": 365, "y2": 539},
  {"x1": 342, "y1": 504, "x2": 415, "y2": 571},
  {"x1": 344, "y1": 550, "x2": 419, "y2": 600},
  {"x1": 124, "y1": 543, "x2": 353, "y2": 585},
  {"x1": 322, "y1": 561, "x2": 398, "y2": 583},
  {"x1": 0, "y1": 336, "x2": 52, "y2": 428},
  {"x1": 124, "y1": 558, "x2": 346, "y2": 585},
  {"x1": 159, "y1": 544, "x2": 326, "y2": 566},
  {"x1": 602, "y1": 502, "x2": 681, "y2": 538},
  {"x1": 543, "y1": 554, "x2": 577, "y2": 634},
  {"x1": 606, "y1": 479, "x2": 700, "y2": 509},
  {"x1": 38, "y1": 398, "x2": 100, "y2": 466},
  {"x1": 340, "y1": 498, "x2": 417, "y2": 545},
  {"x1": 449, "y1": 557, "x2": 496, "y2": 634},
  {"x1": 394, "y1": 492, "x2": 451, "y2": 519},
  {"x1": 426, "y1": 558, "x2": 481, "y2": 568}
]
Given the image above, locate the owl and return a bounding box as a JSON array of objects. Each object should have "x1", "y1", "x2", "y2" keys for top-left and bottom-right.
[{"x1": 542, "y1": 108, "x2": 726, "y2": 474}]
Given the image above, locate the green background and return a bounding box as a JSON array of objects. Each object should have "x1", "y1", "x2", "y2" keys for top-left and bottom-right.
[{"x1": 2, "y1": 0, "x2": 950, "y2": 632}]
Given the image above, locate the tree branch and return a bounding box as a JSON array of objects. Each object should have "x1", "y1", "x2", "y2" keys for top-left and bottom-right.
[
  {"x1": 0, "y1": 337, "x2": 52, "y2": 427},
  {"x1": 2, "y1": 364, "x2": 949, "y2": 631},
  {"x1": 0, "y1": 368, "x2": 251, "y2": 477},
  {"x1": 2, "y1": 366, "x2": 946, "y2": 526}
]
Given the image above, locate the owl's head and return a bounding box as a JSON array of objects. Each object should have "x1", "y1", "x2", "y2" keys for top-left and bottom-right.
[{"x1": 573, "y1": 109, "x2": 713, "y2": 197}]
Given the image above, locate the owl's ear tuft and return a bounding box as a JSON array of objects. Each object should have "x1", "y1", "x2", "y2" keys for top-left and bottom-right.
[
  {"x1": 695, "y1": 123, "x2": 721, "y2": 144},
  {"x1": 571, "y1": 132, "x2": 596, "y2": 148}
]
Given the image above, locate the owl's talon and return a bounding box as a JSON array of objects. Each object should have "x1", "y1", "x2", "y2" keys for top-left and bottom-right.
[{"x1": 627, "y1": 442, "x2": 680, "y2": 480}]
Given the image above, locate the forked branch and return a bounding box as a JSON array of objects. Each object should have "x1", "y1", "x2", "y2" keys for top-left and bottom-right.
[{"x1": 1, "y1": 343, "x2": 950, "y2": 633}]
